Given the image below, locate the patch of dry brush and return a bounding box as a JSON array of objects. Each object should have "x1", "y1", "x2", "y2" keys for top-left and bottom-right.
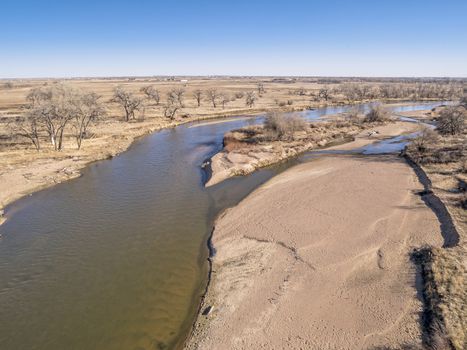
[
  {"x1": 406, "y1": 102, "x2": 466, "y2": 350},
  {"x1": 414, "y1": 246, "x2": 466, "y2": 350}
]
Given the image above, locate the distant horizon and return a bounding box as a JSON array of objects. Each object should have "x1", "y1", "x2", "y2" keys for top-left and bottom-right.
[{"x1": 2, "y1": 74, "x2": 467, "y2": 81}]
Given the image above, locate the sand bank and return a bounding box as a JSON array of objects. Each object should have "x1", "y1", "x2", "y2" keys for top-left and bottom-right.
[
  {"x1": 187, "y1": 154, "x2": 443, "y2": 349},
  {"x1": 207, "y1": 120, "x2": 421, "y2": 187}
]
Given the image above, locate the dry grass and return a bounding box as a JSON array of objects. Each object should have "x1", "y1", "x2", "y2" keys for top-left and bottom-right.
[{"x1": 415, "y1": 246, "x2": 466, "y2": 350}]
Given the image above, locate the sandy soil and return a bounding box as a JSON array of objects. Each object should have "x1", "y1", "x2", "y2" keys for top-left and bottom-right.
[{"x1": 186, "y1": 154, "x2": 443, "y2": 350}]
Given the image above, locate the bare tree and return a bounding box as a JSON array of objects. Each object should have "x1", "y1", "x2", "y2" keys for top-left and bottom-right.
[
  {"x1": 257, "y1": 82, "x2": 265, "y2": 96},
  {"x1": 318, "y1": 86, "x2": 331, "y2": 101},
  {"x1": 72, "y1": 92, "x2": 104, "y2": 149},
  {"x1": 193, "y1": 89, "x2": 203, "y2": 107},
  {"x1": 206, "y1": 89, "x2": 219, "y2": 108},
  {"x1": 8, "y1": 115, "x2": 41, "y2": 151},
  {"x1": 437, "y1": 106, "x2": 466, "y2": 135},
  {"x1": 245, "y1": 91, "x2": 257, "y2": 108},
  {"x1": 25, "y1": 84, "x2": 77, "y2": 150},
  {"x1": 220, "y1": 93, "x2": 230, "y2": 109},
  {"x1": 163, "y1": 89, "x2": 183, "y2": 120},
  {"x1": 140, "y1": 85, "x2": 160, "y2": 105},
  {"x1": 163, "y1": 104, "x2": 179, "y2": 120},
  {"x1": 167, "y1": 88, "x2": 185, "y2": 107},
  {"x1": 112, "y1": 87, "x2": 143, "y2": 122}
]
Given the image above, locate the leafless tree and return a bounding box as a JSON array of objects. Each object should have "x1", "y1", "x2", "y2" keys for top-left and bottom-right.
[
  {"x1": 8, "y1": 115, "x2": 41, "y2": 151},
  {"x1": 72, "y1": 92, "x2": 104, "y2": 149},
  {"x1": 318, "y1": 86, "x2": 331, "y2": 101},
  {"x1": 206, "y1": 89, "x2": 219, "y2": 108},
  {"x1": 163, "y1": 104, "x2": 179, "y2": 120},
  {"x1": 437, "y1": 106, "x2": 466, "y2": 135},
  {"x1": 193, "y1": 89, "x2": 203, "y2": 107},
  {"x1": 340, "y1": 83, "x2": 359, "y2": 101},
  {"x1": 140, "y1": 85, "x2": 160, "y2": 105},
  {"x1": 257, "y1": 82, "x2": 265, "y2": 96},
  {"x1": 220, "y1": 93, "x2": 230, "y2": 109},
  {"x1": 166, "y1": 88, "x2": 185, "y2": 108},
  {"x1": 245, "y1": 91, "x2": 257, "y2": 108},
  {"x1": 112, "y1": 87, "x2": 143, "y2": 122},
  {"x1": 25, "y1": 84, "x2": 77, "y2": 150}
]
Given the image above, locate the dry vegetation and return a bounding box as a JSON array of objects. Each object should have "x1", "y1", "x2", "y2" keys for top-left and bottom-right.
[
  {"x1": 405, "y1": 101, "x2": 466, "y2": 350},
  {"x1": 207, "y1": 105, "x2": 394, "y2": 186}
]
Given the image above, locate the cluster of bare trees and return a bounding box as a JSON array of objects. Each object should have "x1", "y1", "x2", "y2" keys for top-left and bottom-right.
[
  {"x1": 339, "y1": 83, "x2": 463, "y2": 102},
  {"x1": 111, "y1": 84, "x2": 262, "y2": 121},
  {"x1": 437, "y1": 105, "x2": 466, "y2": 135},
  {"x1": 10, "y1": 84, "x2": 104, "y2": 151}
]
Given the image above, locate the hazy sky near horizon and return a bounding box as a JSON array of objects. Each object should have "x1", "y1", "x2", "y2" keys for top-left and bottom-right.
[{"x1": 1, "y1": 0, "x2": 466, "y2": 78}]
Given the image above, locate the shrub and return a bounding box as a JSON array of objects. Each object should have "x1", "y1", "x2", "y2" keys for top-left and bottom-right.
[
  {"x1": 436, "y1": 106, "x2": 466, "y2": 135},
  {"x1": 410, "y1": 127, "x2": 439, "y2": 153},
  {"x1": 264, "y1": 112, "x2": 308, "y2": 140},
  {"x1": 344, "y1": 108, "x2": 362, "y2": 124},
  {"x1": 364, "y1": 104, "x2": 390, "y2": 123}
]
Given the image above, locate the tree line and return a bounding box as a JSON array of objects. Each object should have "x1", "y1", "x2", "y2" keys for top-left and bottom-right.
[{"x1": 6, "y1": 81, "x2": 464, "y2": 152}]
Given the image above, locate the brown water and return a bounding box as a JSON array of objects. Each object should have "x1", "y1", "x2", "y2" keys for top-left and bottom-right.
[{"x1": 0, "y1": 102, "x2": 449, "y2": 350}]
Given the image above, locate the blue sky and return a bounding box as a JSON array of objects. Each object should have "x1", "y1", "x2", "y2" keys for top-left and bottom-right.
[{"x1": 1, "y1": 0, "x2": 466, "y2": 78}]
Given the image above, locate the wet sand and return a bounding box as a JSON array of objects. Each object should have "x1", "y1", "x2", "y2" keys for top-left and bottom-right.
[{"x1": 186, "y1": 154, "x2": 443, "y2": 349}]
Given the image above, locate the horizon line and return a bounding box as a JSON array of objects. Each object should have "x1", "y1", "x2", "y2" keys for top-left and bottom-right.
[{"x1": 2, "y1": 74, "x2": 467, "y2": 81}]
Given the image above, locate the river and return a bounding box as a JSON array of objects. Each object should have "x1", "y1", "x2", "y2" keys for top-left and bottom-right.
[{"x1": 0, "y1": 101, "x2": 449, "y2": 350}]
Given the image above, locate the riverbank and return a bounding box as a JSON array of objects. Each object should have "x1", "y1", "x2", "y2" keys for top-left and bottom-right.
[
  {"x1": 403, "y1": 110, "x2": 466, "y2": 349},
  {"x1": 0, "y1": 109, "x2": 288, "y2": 224},
  {"x1": 207, "y1": 119, "x2": 422, "y2": 186},
  {"x1": 186, "y1": 154, "x2": 443, "y2": 349}
]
